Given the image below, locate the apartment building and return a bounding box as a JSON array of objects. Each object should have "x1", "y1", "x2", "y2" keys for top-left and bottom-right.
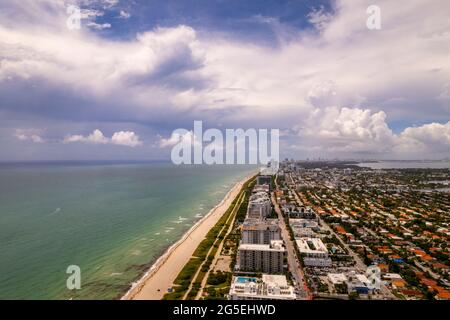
[
  {"x1": 296, "y1": 237, "x2": 332, "y2": 267},
  {"x1": 238, "y1": 240, "x2": 286, "y2": 273},
  {"x1": 247, "y1": 192, "x2": 272, "y2": 219},
  {"x1": 241, "y1": 218, "x2": 281, "y2": 245},
  {"x1": 229, "y1": 274, "x2": 295, "y2": 300}
]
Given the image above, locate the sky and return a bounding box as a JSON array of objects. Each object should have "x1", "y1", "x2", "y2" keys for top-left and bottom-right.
[{"x1": 0, "y1": 0, "x2": 449, "y2": 161}]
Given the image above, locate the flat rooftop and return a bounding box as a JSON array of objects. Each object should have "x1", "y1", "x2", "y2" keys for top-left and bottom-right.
[
  {"x1": 296, "y1": 238, "x2": 328, "y2": 254},
  {"x1": 239, "y1": 240, "x2": 285, "y2": 252}
]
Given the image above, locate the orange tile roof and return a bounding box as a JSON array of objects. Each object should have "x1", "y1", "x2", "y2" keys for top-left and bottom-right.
[
  {"x1": 421, "y1": 254, "x2": 434, "y2": 261},
  {"x1": 387, "y1": 233, "x2": 396, "y2": 238},
  {"x1": 378, "y1": 264, "x2": 389, "y2": 271},
  {"x1": 335, "y1": 226, "x2": 346, "y2": 234},
  {"x1": 433, "y1": 263, "x2": 449, "y2": 270},
  {"x1": 415, "y1": 271, "x2": 425, "y2": 279},
  {"x1": 376, "y1": 246, "x2": 393, "y2": 254},
  {"x1": 392, "y1": 280, "x2": 406, "y2": 288},
  {"x1": 411, "y1": 249, "x2": 426, "y2": 256},
  {"x1": 431, "y1": 285, "x2": 445, "y2": 292},
  {"x1": 436, "y1": 291, "x2": 450, "y2": 299},
  {"x1": 401, "y1": 289, "x2": 423, "y2": 297},
  {"x1": 421, "y1": 278, "x2": 437, "y2": 287}
]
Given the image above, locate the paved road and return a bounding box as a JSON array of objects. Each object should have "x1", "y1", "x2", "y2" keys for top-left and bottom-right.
[
  {"x1": 414, "y1": 260, "x2": 450, "y2": 286},
  {"x1": 184, "y1": 191, "x2": 243, "y2": 300},
  {"x1": 273, "y1": 177, "x2": 310, "y2": 300},
  {"x1": 195, "y1": 192, "x2": 245, "y2": 299},
  {"x1": 272, "y1": 194, "x2": 309, "y2": 299},
  {"x1": 317, "y1": 216, "x2": 367, "y2": 272},
  {"x1": 287, "y1": 177, "x2": 396, "y2": 300},
  {"x1": 305, "y1": 190, "x2": 397, "y2": 299}
]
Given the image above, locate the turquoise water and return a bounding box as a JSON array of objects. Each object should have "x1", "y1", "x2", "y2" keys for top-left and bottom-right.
[
  {"x1": 0, "y1": 161, "x2": 255, "y2": 299},
  {"x1": 236, "y1": 277, "x2": 257, "y2": 283}
]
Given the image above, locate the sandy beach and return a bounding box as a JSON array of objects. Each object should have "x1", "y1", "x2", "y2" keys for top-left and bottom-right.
[{"x1": 121, "y1": 172, "x2": 255, "y2": 300}]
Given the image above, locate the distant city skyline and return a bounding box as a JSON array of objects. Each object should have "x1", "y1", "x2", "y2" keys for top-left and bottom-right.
[{"x1": 1, "y1": 0, "x2": 449, "y2": 161}]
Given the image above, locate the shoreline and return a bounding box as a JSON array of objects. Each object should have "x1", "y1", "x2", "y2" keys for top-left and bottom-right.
[{"x1": 121, "y1": 171, "x2": 256, "y2": 300}]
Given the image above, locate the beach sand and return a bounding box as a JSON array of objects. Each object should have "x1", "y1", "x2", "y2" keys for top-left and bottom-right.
[{"x1": 121, "y1": 172, "x2": 255, "y2": 300}]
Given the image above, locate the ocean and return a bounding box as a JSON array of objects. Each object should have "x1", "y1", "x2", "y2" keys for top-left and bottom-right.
[
  {"x1": 357, "y1": 160, "x2": 450, "y2": 169},
  {"x1": 0, "y1": 161, "x2": 255, "y2": 299}
]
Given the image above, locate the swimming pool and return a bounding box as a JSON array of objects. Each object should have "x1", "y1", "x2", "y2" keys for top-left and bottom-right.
[{"x1": 236, "y1": 277, "x2": 257, "y2": 283}]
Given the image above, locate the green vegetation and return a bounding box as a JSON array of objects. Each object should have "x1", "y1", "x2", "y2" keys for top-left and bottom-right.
[
  {"x1": 207, "y1": 271, "x2": 231, "y2": 286},
  {"x1": 163, "y1": 175, "x2": 256, "y2": 300},
  {"x1": 335, "y1": 283, "x2": 348, "y2": 294},
  {"x1": 202, "y1": 179, "x2": 256, "y2": 299}
]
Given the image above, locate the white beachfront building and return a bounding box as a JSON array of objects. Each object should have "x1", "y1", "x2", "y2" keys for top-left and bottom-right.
[
  {"x1": 296, "y1": 237, "x2": 332, "y2": 267},
  {"x1": 237, "y1": 240, "x2": 285, "y2": 273},
  {"x1": 229, "y1": 274, "x2": 296, "y2": 300},
  {"x1": 241, "y1": 218, "x2": 281, "y2": 245}
]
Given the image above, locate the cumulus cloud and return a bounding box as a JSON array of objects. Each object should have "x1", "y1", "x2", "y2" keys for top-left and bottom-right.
[
  {"x1": 293, "y1": 106, "x2": 450, "y2": 158},
  {"x1": 79, "y1": 0, "x2": 119, "y2": 9},
  {"x1": 296, "y1": 107, "x2": 396, "y2": 154},
  {"x1": 0, "y1": 14, "x2": 206, "y2": 122},
  {"x1": 64, "y1": 129, "x2": 109, "y2": 144},
  {"x1": 80, "y1": 8, "x2": 104, "y2": 19},
  {"x1": 397, "y1": 121, "x2": 450, "y2": 154},
  {"x1": 14, "y1": 129, "x2": 44, "y2": 143},
  {"x1": 118, "y1": 10, "x2": 130, "y2": 19},
  {"x1": 86, "y1": 22, "x2": 111, "y2": 30},
  {"x1": 307, "y1": 6, "x2": 333, "y2": 31},
  {"x1": 0, "y1": 0, "x2": 449, "y2": 159},
  {"x1": 111, "y1": 131, "x2": 143, "y2": 147},
  {"x1": 30, "y1": 136, "x2": 44, "y2": 143},
  {"x1": 64, "y1": 129, "x2": 142, "y2": 147},
  {"x1": 99, "y1": 0, "x2": 119, "y2": 8},
  {"x1": 158, "y1": 130, "x2": 200, "y2": 148}
]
